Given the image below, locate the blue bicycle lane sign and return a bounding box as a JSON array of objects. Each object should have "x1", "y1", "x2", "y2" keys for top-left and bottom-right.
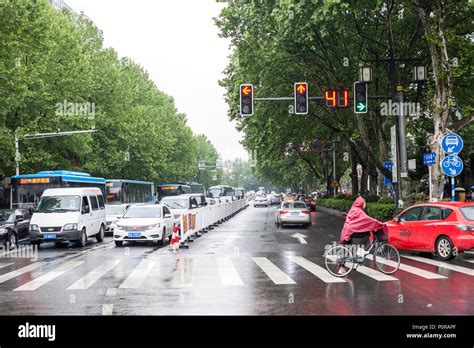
[
  {"x1": 440, "y1": 155, "x2": 463, "y2": 177},
  {"x1": 441, "y1": 133, "x2": 463, "y2": 155}
]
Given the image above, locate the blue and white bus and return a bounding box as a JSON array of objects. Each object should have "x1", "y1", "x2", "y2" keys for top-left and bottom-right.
[
  {"x1": 10, "y1": 170, "x2": 106, "y2": 208},
  {"x1": 105, "y1": 179, "x2": 154, "y2": 205}
]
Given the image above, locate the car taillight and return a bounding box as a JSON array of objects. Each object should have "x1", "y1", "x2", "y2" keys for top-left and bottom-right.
[
  {"x1": 302, "y1": 211, "x2": 310, "y2": 214},
  {"x1": 456, "y1": 224, "x2": 474, "y2": 232},
  {"x1": 280, "y1": 210, "x2": 288, "y2": 214}
]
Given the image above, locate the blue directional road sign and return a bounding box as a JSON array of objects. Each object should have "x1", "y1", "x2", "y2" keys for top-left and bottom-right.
[
  {"x1": 441, "y1": 133, "x2": 463, "y2": 155},
  {"x1": 423, "y1": 152, "x2": 436, "y2": 166},
  {"x1": 441, "y1": 155, "x2": 463, "y2": 177},
  {"x1": 383, "y1": 161, "x2": 393, "y2": 186}
]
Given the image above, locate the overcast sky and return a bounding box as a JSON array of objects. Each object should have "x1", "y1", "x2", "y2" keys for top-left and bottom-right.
[{"x1": 67, "y1": 0, "x2": 246, "y2": 161}]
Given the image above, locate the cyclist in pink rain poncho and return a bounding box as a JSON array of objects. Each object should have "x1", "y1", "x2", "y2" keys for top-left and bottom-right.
[{"x1": 339, "y1": 196, "x2": 385, "y2": 243}]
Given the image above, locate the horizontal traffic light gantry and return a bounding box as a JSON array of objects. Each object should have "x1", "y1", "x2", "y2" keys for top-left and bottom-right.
[{"x1": 239, "y1": 84, "x2": 253, "y2": 116}]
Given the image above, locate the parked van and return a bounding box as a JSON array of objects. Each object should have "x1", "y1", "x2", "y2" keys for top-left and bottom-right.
[{"x1": 29, "y1": 187, "x2": 106, "y2": 247}]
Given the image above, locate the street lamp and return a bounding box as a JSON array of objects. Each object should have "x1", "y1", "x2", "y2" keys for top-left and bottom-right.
[
  {"x1": 413, "y1": 66, "x2": 426, "y2": 82},
  {"x1": 359, "y1": 67, "x2": 373, "y2": 83},
  {"x1": 14, "y1": 129, "x2": 97, "y2": 175}
]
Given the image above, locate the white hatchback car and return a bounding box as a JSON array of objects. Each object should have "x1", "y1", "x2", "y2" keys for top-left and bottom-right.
[{"x1": 113, "y1": 204, "x2": 174, "y2": 246}]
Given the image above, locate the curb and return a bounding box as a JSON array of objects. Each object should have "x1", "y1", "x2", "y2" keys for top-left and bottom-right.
[{"x1": 316, "y1": 205, "x2": 347, "y2": 218}]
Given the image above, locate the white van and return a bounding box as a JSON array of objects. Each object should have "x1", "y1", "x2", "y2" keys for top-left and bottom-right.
[{"x1": 29, "y1": 187, "x2": 106, "y2": 247}]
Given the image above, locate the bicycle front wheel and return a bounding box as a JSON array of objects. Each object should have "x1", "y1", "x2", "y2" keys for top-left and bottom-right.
[
  {"x1": 325, "y1": 244, "x2": 354, "y2": 277},
  {"x1": 374, "y1": 243, "x2": 400, "y2": 274}
]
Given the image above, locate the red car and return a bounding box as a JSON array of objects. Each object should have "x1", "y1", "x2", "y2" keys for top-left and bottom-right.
[{"x1": 385, "y1": 202, "x2": 474, "y2": 260}]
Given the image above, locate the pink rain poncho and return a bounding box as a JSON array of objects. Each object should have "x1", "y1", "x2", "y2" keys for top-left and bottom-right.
[{"x1": 339, "y1": 196, "x2": 385, "y2": 243}]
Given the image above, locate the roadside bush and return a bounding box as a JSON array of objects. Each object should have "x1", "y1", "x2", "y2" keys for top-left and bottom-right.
[
  {"x1": 363, "y1": 194, "x2": 380, "y2": 203},
  {"x1": 335, "y1": 193, "x2": 347, "y2": 200},
  {"x1": 318, "y1": 198, "x2": 398, "y2": 222},
  {"x1": 378, "y1": 197, "x2": 394, "y2": 204}
]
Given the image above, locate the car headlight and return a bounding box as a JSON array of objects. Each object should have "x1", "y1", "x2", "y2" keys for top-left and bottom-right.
[
  {"x1": 63, "y1": 223, "x2": 78, "y2": 231},
  {"x1": 146, "y1": 223, "x2": 160, "y2": 230},
  {"x1": 116, "y1": 225, "x2": 125, "y2": 230},
  {"x1": 30, "y1": 224, "x2": 39, "y2": 231},
  {"x1": 0, "y1": 228, "x2": 7, "y2": 234}
]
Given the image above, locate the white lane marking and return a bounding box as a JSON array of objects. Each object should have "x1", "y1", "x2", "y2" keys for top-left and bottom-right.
[
  {"x1": 14, "y1": 260, "x2": 84, "y2": 291},
  {"x1": 365, "y1": 254, "x2": 446, "y2": 279},
  {"x1": 464, "y1": 259, "x2": 474, "y2": 264},
  {"x1": 102, "y1": 304, "x2": 114, "y2": 315},
  {"x1": 288, "y1": 256, "x2": 345, "y2": 283},
  {"x1": 106, "y1": 288, "x2": 117, "y2": 296},
  {"x1": 217, "y1": 257, "x2": 243, "y2": 286},
  {"x1": 326, "y1": 255, "x2": 397, "y2": 281},
  {"x1": 171, "y1": 258, "x2": 193, "y2": 288},
  {"x1": 464, "y1": 251, "x2": 474, "y2": 255},
  {"x1": 0, "y1": 262, "x2": 45, "y2": 284},
  {"x1": 119, "y1": 259, "x2": 157, "y2": 289},
  {"x1": 251, "y1": 257, "x2": 296, "y2": 285},
  {"x1": 402, "y1": 255, "x2": 474, "y2": 276},
  {"x1": 354, "y1": 265, "x2": 399, "y2": 281},
  {"x1": 67, "y1": 260, "x2": 121, "y2": 290},
  {"x1": 0, "y1": 263, "x2": 14, "y2": 269}
]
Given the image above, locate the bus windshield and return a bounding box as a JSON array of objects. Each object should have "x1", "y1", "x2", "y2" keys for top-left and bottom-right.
[{"x1": 37, "y1": 196, "x2": 81, "y2": 213}]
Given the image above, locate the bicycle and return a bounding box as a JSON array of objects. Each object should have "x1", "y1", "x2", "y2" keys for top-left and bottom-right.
[{"x1": 324, "y1": 231, "x2": 400, "y2": 277}]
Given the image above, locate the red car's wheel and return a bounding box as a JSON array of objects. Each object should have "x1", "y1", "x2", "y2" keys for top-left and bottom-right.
[{"x1": 435, "y1": 236, "x2": 455, "y2": 261}]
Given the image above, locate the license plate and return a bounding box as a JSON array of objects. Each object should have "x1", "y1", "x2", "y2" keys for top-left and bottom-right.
[
  {"x1": 128, "y1": 232, "x2": 141, "y2": 238},
  {"x1": 291, "y1": 212, "x2": 300, "y2": 216},
  {"x1": 44, "y1": 234, "x2": 57, "y2": 239}
]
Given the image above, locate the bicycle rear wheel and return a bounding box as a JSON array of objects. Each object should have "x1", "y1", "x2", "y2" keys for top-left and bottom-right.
[
  {"x1": 374, "y1": 243, "x2": 400, "y2": 274},
  {"x1": 325, "y1": 244, "x2": 354, "y2": 277}
]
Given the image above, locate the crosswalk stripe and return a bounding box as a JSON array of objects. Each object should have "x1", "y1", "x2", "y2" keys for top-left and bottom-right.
[
  {"x1": 67, "y1": 260, "x2": 121, "y2": 290},
  {"x1": 288, "y1": 256, "x2": 345, "y2": 283},
  {"x1": 402, "y1": 255, "x2": 474, "y2": 276},
  {"x1": 217, "y1": 257, "x2": 243, "y2": 286},
  {"x1": 119, "y1": 259, "x2": 157, "y2": 289},
  {"x1": 14, "y1": 260, "x2": 84, "y2": 291},
  {"x1": 172, "y1": 258, "x2": 193, "y2": 288},
  {"x1": 0, "y1": 263, "x2": 13, "y2": 269},
  {"x1": 102, "y1": 304, "x2": 114, "y2": 315},
  {"x1": 365, "y1": 255, "x2": 447, "y2": 279},
  {"x1": 0, "y1": 262, "x2": 45, "y2": 284},
  {"x1": 251, "y1": 257, "x2": 296, "y2": 285},
  {"x1": 325, "y1": 255, "x2": 397, "y2": 281},
  {"x1": 353, "y1": 265, "x2": 399, "y2": 281},
  {"x1": 464, "y1": 259, "x2": 474, "y2": 264}
]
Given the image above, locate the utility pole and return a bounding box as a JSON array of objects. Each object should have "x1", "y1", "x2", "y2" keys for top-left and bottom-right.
[
  {"x1": 333, "y1": 140, "x2": 336, "y2": 197},
  {"x1": 397, "y1": 85, "x2": 409, "y2": 199}
]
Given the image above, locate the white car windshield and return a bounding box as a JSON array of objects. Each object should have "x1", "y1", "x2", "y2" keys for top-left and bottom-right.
[
  {"x1": 161, "y1": 198, "x2": 189, "y2": 209},
  {"x1": 37, "y1": 196, "x2": 81, "y2": 212},
  {"x1": 122, "y1": 207, "x2": 161, "y2": 219},
  {"x1": 106, "y1": 205, "x2": 128, "y2": 215}
]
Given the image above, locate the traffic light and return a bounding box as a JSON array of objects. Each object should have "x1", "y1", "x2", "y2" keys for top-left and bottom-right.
[
  {"x1": 324, "y1": 90, "x2": 349, "y2": 108},
  {"x1": 354, "y1": 82, "x2": 368, "y2": 113},
  {"x1": 240, "y1": 84, "x2": 253, "y2": 116},
  {"x1": 294, "y1": 82, "x2": 308, "y2": 115}
]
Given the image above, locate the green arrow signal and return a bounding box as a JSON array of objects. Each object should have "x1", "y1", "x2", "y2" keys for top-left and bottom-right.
[{"x1": 356, "y1": 102, "x2": 366, "y2": 112}]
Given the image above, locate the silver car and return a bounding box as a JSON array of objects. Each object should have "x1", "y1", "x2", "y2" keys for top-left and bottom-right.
[
  {"x1": 275, "y1": 201, "x2": 311, "y2": 227},
  {"x1": 254, "y1": 195, "x2": 269, "y2": 207}
]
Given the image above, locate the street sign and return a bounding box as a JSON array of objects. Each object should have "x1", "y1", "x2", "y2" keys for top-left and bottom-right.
[
  {"x1": 294, "y1": 82, "x2": 308, "y2": 115},
  {"x1": 423, "y1": 152, "x2": 436, "y2": 166},
  {"x1": 313, "y1": 140, "x2": 324, "y2": 153},
  {"x1": 239, "y1": 84, "x2": 253, "y2": 116},
  {"x1": 441, "y1": 133, "x2": 463, "y2": 155},
  {"x1": 440, "y1": 155, "x2": 463, "y2": 177},
  {"x1": 383, "y1": 161, "x2": 393, "y2": 186},
  {"x1": 408, "y1": 159, "x2": 417, "y2": 170},
  {"x1": 354, "y1": 82, "x2": 368, "y2": 114}
]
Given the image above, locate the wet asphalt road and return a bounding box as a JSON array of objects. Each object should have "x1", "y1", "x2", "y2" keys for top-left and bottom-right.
[{"x1": 0, "y1": 203, "x2": 473, "y2": 315}]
